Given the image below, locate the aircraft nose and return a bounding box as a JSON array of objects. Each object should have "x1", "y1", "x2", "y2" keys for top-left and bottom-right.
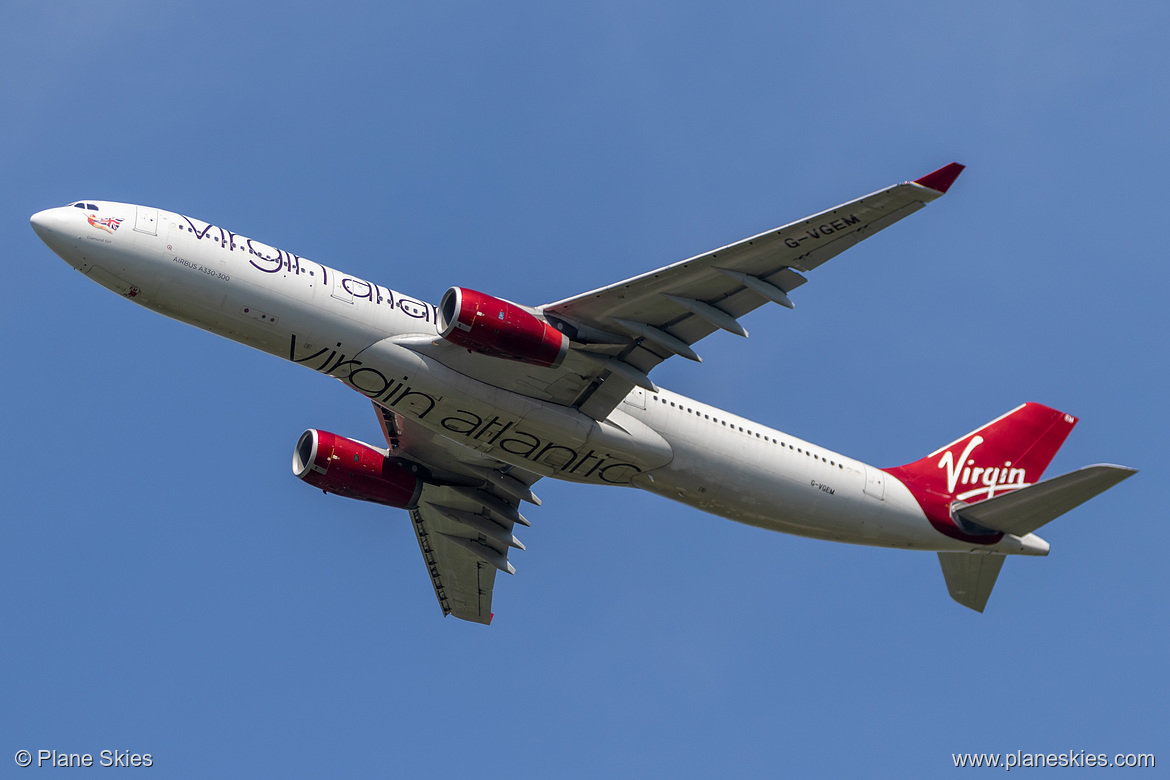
[
  {"x1": 31, "y1": 206, "x2": 80, "y2": 261},
  {"x1": 30, "y1": 206, "x2": 75, "y2": 245},
  {"x1": 30, "y1": 208, "x2": 57, "y2": 240}
]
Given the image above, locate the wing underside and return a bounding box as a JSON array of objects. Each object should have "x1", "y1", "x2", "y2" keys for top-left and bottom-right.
[
  {"x1": 540, "y1": 164, "x2": 965, "y2": 418},
  {"x1": 410, "y1": 490, "x2": 503, "y2": 624},
  {"x1": 388, "y1": 165, "x2": 963, "y2": 422},
  {"x1": 374, "y1": 403, "x2": 540, "y2": 624}
]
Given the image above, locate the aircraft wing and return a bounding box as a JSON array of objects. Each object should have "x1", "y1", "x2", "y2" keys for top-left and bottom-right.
[
  {"x1": 397, "y1": 163, "x2": 963, "y2": 420},
  {"x1": 374, "y1": 403, "x2": 540, "y2": 624},
  {"x1": 538, "y1": 163, "x2": 966, "y2": 418}
]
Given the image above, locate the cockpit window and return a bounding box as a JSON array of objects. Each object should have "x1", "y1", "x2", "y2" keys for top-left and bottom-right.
[
  {"x1": 70, "y1": 202, "x2": 99, "y2": 211},
  {"x1": 72, "y1": 203, "x2": 85, "y2": 209},
  {"x1": 86, "y1": 203, "x2": 99, "y2": 211}
]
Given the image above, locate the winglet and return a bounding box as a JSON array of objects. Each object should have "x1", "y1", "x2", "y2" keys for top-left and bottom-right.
[{"x1": 914, "y1": 162, "x2": 965, "y2": 194}]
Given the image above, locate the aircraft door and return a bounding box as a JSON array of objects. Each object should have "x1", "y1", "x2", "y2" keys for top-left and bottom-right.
[
  {"x1": 134, "y1": 206, "x2": 158, "y2": 235},
  {"x1": 330, "y1": 271, "x2": 353, "y2": 303},
  {"x1": 622, "y1": 387, "x2": 647, "y2": 410},
  {"x1": 863, "y1": 465, "x2": 885, "y2": 500}
]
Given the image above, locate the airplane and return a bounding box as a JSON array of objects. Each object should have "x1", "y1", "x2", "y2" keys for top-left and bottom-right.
[{"x1": 30, "y1": 163, "x2": 1136, "y2": 624}]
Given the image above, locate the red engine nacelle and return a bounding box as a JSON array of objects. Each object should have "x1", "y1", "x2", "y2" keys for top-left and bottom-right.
[
  {"x1": 438, "y1": 286, "x2": 569, "y2": 368},
  {"x1": 292, "y1": 429, "x2": 422, "y2": 509}
]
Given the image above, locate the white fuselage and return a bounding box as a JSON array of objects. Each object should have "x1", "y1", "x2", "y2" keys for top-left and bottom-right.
[{"x1": 31, "y1": 201, "x2": 1039, "y2": 556}]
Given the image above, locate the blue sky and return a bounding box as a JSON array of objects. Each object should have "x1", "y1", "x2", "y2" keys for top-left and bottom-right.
[{"x1": 2, "y1": 2, "x2": 1165, "y2": 776}]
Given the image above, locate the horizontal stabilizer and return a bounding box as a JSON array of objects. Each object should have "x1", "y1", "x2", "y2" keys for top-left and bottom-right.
[
  {"x1": 954, "y1": 464, "x2": 1137, "y2": 537},
  {"x1": 938, "y1": 552, "x2": 1005, "y2": 612}
]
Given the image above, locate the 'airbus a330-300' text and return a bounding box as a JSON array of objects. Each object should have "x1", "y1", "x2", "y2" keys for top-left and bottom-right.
[{"x1": 31, "y1": 165, "x2": 1135, "y2": 622}]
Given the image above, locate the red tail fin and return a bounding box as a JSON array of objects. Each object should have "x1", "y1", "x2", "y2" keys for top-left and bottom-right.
[{"x1": 886, "y1": 403, "x2": 1077, "y2": 543}]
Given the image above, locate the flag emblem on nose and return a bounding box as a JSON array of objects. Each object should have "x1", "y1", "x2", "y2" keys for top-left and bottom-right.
[{"x1": 87, "y1": 213, "x2": 123, "y2": 234}]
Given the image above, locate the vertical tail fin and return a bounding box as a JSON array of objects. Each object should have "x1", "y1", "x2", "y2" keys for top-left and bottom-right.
[
  {"x1": 887, "y1": 403, "x2": 1134, "y2": 613},
  {"x1": 889, "y1": 402, "x2": 1077, "y2": 502},
  {"x1": 890, "y1": 404, "x2": 1075, "y2": 613},
  {"x1": 885, "y1": 403, "x2": 1077, "y2": 544}
]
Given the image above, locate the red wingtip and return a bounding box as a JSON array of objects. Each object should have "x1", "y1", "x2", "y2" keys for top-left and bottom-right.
[{"x1": 914, "y1": 162, "x2": 965, "y2": 194}]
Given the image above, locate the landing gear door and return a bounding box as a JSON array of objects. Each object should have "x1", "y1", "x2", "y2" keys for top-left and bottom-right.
[{"x1": 864, "y1": 465, "x2": 885, "y2": 500}]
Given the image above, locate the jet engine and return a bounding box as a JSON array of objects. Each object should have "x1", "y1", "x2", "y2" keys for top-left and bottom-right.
[
  {"x1": 438, "y1": 286, "x2": 569, "y2": 368},
  {"x1": 292, "y1": 429, "x2": 422, "y2": 508}
]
